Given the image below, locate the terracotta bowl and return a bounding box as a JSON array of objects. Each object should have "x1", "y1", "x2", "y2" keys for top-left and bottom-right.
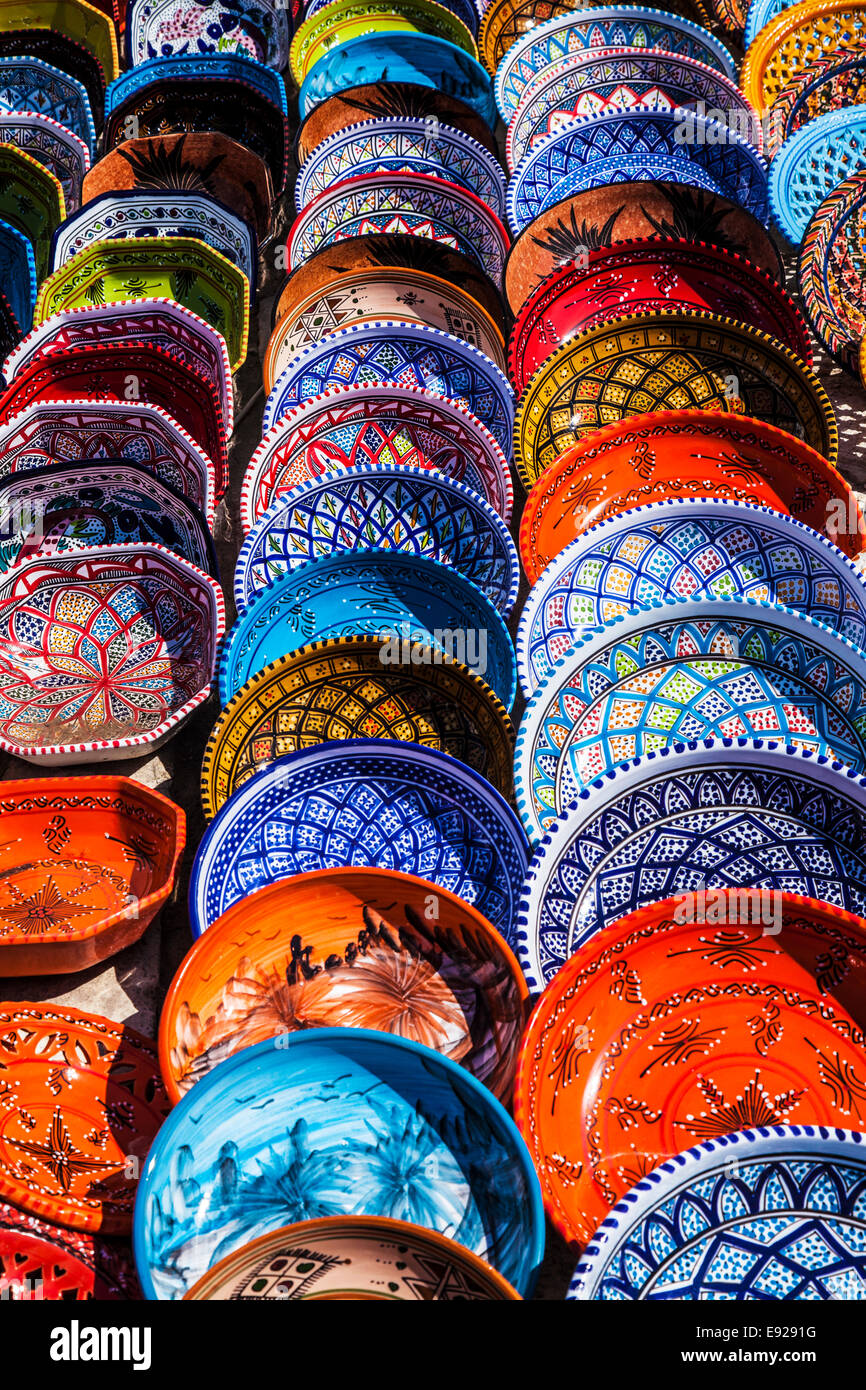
[
  {"x1": 0, "y1": 775, "x2": 184, "y2": 976},
  {"x1": 161, "y1": 866, "x2": 527, "y2": 1102},
  {"x1": 0, "y1": 1200, "x2": 140, "y2": 1299},
  {"x1": 296, "y1": 83, "x2": 498, "y2": 162}
]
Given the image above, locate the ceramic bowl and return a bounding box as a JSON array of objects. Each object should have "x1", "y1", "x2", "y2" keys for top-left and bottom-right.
[
  {"x1": 744, "y1": 0, "x2": 791, "y2": 42},
  {"x1": 0, "y1": 55, "x2": 96, "y2": 156},
  {"x1": 125, "y1": 0, "x2": 289, "y2": 68},
  {"x1": 516, "y1": 894, "x2": 866, "y2": 1244},
  {"x1": 189, "y1": 740, "x2": 529, "y2": 940},
  {"x1": 295, "y1": 83, "x2": 497, "y2": 163},
  {"x1": 0, "y1": 775, "x2": 183, "y2": 975},
  {"x1": 243, "y1": 383, "x2": 512, "y2": 525},
  {"x1": 515, "y1": 596, "x2": 866, "y2": 841},
  {"x1": 517, "y1": 740, "x2": 866, "y2": 991},
  {"x1": 183, "y1": 1216, "x2": 520, "y2": 1300},
  {"x1": 0, "y1": 24, "x2": 108, "y2": 125},
  {"x1": 291, "y1": 0, "x2": 477, "y2": 86},
  {"x1": 570, "y1": 1125, "x2": 866, "y2": 1298},
  {"x1": 516, "y1": 498, "x2": 866, "y2": 699},
  {"x1": 764, "y1": 42, "x2": 866, "y2": 158},
  {"x1": 0, "y1": 289, "x2": 19, "y2": 362},
  {"x1": 206, "y1": 636, "x2": 515, "y2": 814},
  {"x1": 0, "y1": 110, "x2": 88, "y2": 211},
  {"x1": 302, "y1": 0, "x2": 478, "y2": 30},
  {"x1": 105, "y1": 51, "x2": 286, "y2": 120},
  {"x1": 507, "y1": 239, "x2": 811, "y2": 392},
  {"x1": 0, "y1": 1200, "x2": 140, "y2": 1299},
  {"x1": 0, "y1": 0, "x2": 119, "y2": 87},
  {"x1": 740, "y1": 0, "x2": 866, "y2": 118},
  {"x1": 771, "y1": 104, "x2": 866, "y2": 248},
  {"x1": 226, "y1": 548, "x2": 516, "y2": 703},
  {"x1": 0, "y1": 543, "x2": 224, "y2": 764},
  {"x1": 0, "y1": 218, "x2": 35, "y2": 337},
  {"x1": 0, "y1": 398, "x2": 216, "y2": 523},
  {"x1": 0, "y1": 1002, "x2": 167, "y2": 1233},
  {"x1": 236, "y1": 464, "x2": 517, "y2": 615},
  {"x1": 288, "y1": 173, "x2": 509, "y2": 290},
  {"x1": 263, "y1": 323, "x2": 514, "y2": 455},
  {"x1": 518, "y1": 412, "x2": 860, "y2": 581},
  {"x1": 513, "y1": 310, "x2": 837, "y2": 489},
  {"x1": 161, "y1": 867, "x2": 527, "y2": 1101},
  {"x1": 481, "y1": 0, "x2": 712, "y2": 76},
  {"x1": 0, "y1": 142, "x2": 60, "y2": 286}
]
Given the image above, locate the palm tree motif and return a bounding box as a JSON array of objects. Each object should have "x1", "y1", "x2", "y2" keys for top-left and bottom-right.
[
  {"x1": 640, "y1": 184, "x2": 748, "y2": 257},
  {"x1": 674, "y1": 1072, "x2": 805, "y2": 1139},
  {"x1": 6, "y1": 1110, "x2": 119, "y2": 1191},
  {"x1": 639, "y1": 1017, "x2": 727, "y2": 1076},
  {"x1": 531, "y1": 205, "x2": 624, "y2": 267},
  {"x1": 116, "y1": 136, "x2": 223, "y2": 194}
]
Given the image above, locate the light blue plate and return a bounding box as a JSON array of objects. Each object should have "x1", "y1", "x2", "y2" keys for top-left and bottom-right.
[
  {"x1": 744, "y1": 0, "x2": 793, "y2": 46},
  {"x1": 770, "y1": 105, "x2": 866, "y2": 244}
]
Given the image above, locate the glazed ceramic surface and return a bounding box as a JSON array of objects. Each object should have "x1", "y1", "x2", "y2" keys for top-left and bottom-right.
[
  {"x1": 296, "y1": 83, "x2": 497, "y2": 163},
  {"x1": 235, "y1": 464, "x2": 518, "y2": 615},
  {"x1": 0, "y1": 1003, "x2": 168, "y2": 1232},
  {"x1": 516, "y1": 499, "x2": 866, "y2": 699},
  {"x1": 263, "y1": 324, "x2": 513, "y2": 455},
  {"x1": 770, "y1": 107, "x2": 866, "y2": 244},
  {"x1": 799, "y1": 174, "x2": 866, "y2": 372},
  {"x1": 744, "y1": 0, "x2": 793, "y2": 42},
  {"x1": 0, "y1": 220, "x2": 36, "y2": 335},
  {"x1": 189, "y1": 741, "x2": 529, "y2": 940},
  {"x1": 105, "y1": 51, "x2": 287, "y2": 119},
  {"x1": 0, "y1": 56, "x2": 95, "y2": 156},
  {"x1": 0, "y1": 1201, "x2": 140, "y2": 1300},
  {"x1": 507, "y1": 110, "x2": 768, "y2": 235},
  {"x1": 740, "y1": 0, "x2": 866, "y2": 116},
  {"x1": 1, "y1": 146, "x2": 72, "y2": 289},
  {"x1": 517, "y1": 741, "x2": 866, "y2": 990},
  {"x1": 0, "y1": 0, "x2": 119, "y2": 85},
  {"x1": 0, "y1": 111, "x2": 89, "y2": 211},
  {"x1": 571, "y1": 1126, "x2": 866, "y2": 1299},
  {"x1": 483, "y1": 0, "x2": 710, "y2": 75},
  {"x1": 290, "y1": 0, "x2": 477, "y2": 84},
  {"x1": 513, "y1": 312, "x2": 837, "y2": 490},
  {"x1": 515, "y1": 597, "x2": 866, "y2": 840},
  {"x1": 764, "y1": 43, "x2": 866, "y2": 158},
  {"x1": 161, "y1": 868, "x2": 526, "y2": 1101},
  {"x1": 515, "y1": 894, "x2": 866, "y2": 1243},
  {"x1": 0, "y1": 544, "x2": 223, "y2": 764},
  {"x1": 303, "y1": 0, "x2": 479, "y2": 30},
  {"x1": 125, "y1": 0, "x2": 289, "y2": 68},
  {"x1": 507, "y1": 240, "x2": 811, "y2": 392},
  {"x1": 184, "y1": 1217, "x2": 519, "y2": 1300}
]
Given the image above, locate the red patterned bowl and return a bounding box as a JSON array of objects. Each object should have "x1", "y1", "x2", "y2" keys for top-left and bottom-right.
[{"x1": 0, "y1": 1201, "x2": 140, "y2": 1299}]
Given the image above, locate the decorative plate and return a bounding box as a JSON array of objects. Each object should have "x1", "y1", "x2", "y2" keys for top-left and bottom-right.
[
  {"x1": 506, "y1": 47, "x2": 762, "y2": 171},
  {"x1": 265, "y1": 267, "x2": 505, "y2": 387},
  {"x1": 189, "y1": 740, "x2": 529, "y2": 940},
  {"x1": 0, "y1": 55, "x2": 96, "y2": 156},
  {"x1": 225, "y1": 549, "x2": 516, "y2": 705},
  {"x1": 288, "y1": 173, "x2": 509, "y2": 290},
  {"x1": 770, "y1": 105, "x2": 866, "y2": 244},
  {"x1": 4, "y1": 300, "x2": 234, "y2": 431},
  {"x1": 0, "y1": 398, "x2": 216, "y2": 523},
  {"x1": 744, "y1": 0, "x2": 793, "y2": 43},
  {"x1": 263, "y1": 323, "x2": 514, "y2": 455},
  {"x1": 105, "y1": 52, "x2": 287, "y2": 121},
  {"x1": 482, "y1": 0, "x2": 710, "y2": 76},
  {"x1": 0, "y1": 1002, "x2": 168, "y2": 1233},
  {"x1": 0, "y1": 1201, "x2": 140, "y2": 1300},
  {"x1": 571, "y1": 1126, "x2": 866, "y2": 1299},
  {"x1": 0, "y1": 0, "x2": 119, "y2": 86},
  {"x1": 296, "y1": 118, "x2": 506, "y2": 216},
  {"x1": 295, "y1": 82, "x2": 497, "y2": 164},
  {"x1": 161, "y1": 867, "x2": 526, "y2": 1101},
  {"x1": 764, "y1": 42, "x2": 866, "y2": 158},
  {"x1": 243, "y1": 384, "x2": 512, "y2": 525},
  {"x1": 517, "y1": 740, "x2": 866, "y2": 990},
  {"x1": 494, "y1": 7, "x2": 737, "y2": 119},
  {"x1": 206, "y1": 637, "x2": 515, "y2": 815},
  {"x1": 236, "y1": 464, "x2": 517, "y2": 614},
  {"x1": 506, "y1": 109, "x2": 769, "y2": 235},
  {"x1": 503, "y1": 181, "x2": 784, "y2": 313},
  {"x1": 183, "y1": 1216, "x2": 520, "y2": 1301},
  {"x1": 50, "y1": 190, "x2": 257, "y2": 287},
  {"x1": 0, "y1": 543, "x2": 224, "y2": 764},
  {"x1": 290, "y1": 0, "x2": 477, "y2": 86},
  {"x1": 0, "y1": 141, "x2": 61, "y2": 286},
  {"x1": 515, "y1": 894, "x2": 866, "y2": 1244},
  {"x1": 302, "y1": 0, "x2": 479, "y2": 33},
  {"x1": 513, "y1": 311, "x2": 837, "y2": 490},
  {"x1": 298, "y1": 34, "x2": 497, "y2": 129},
  {"x1": 0, "y1": 110, "x2": 89, "y2": 211},
  {"x1": 125, "y1": 0, "x2": 289, "y2": 68},
  {"x1": 516, "y1": 498, "x2": 866, "y2": 698},
  {"x1": 0, "y1": 775, "x2": 183, "y2": 976},
  {"x1": 34, "y1": 237, "x2": 250, "y2": 373},
  {"x1": 518, "y1": 413, "x2": 861, "y2": 581},
  {"x1": 0, "y1": 344, "x2": 228, "y2": 490},
  {"x1": 799, "y1": 173, "x2": 866, "y2": 372},
  {"x1": 0, "y1": 458, "x2": 217, "y2": 576},
  {"x1": 515, "y1": 597, "x2": 866, "y2": 840},
  {"x1": 740, "y1": 0, "x2": 866, "y2": 116},
  {"x1": 507, "y1": 239, "x2": 811, "y2": 392},
  {"x1": 0, "y1": 219, "x2": 36, "y2": 337},
  {"x1": 134, "y1": 1028, "x2": 544, "y2": 1300},
  {"x1": 83, "y1": 132, "x2": 273, "y2": 243}
]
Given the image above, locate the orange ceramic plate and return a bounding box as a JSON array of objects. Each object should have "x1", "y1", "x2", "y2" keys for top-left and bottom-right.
[
  {"x1": 518, "y1": 411, "x2": 865, "y2": 583},
  {"x1": 160, "y1": 868, "x2": 528, "y2": 1105},
  {"x1": 515, "y1": 891, "x2": 866, "y2": 1248}
]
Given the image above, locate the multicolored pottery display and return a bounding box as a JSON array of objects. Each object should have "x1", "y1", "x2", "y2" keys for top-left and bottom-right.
[
  {"x1": 125, "y1": 0, "x2": 289, "y2": 68},
  {"x1": 290, "y1": 0, "x2": 478, "y2": 85}
]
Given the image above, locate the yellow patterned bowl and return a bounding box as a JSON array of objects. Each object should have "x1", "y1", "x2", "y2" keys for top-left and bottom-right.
[
  {"x1": 290, "y1": 0, "x2": 477, "y2": 84},
  {"x1": 741, "y1": 0, "x2": 866, "y2": 114}
]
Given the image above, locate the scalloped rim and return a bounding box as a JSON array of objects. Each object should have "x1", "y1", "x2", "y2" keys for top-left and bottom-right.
[{"x1": 740, "y1": 0, "x2": 866, "y2": 113}]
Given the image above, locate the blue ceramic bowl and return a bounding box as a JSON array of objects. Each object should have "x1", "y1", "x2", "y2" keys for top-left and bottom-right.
[
  {"x1": 223, "y1": 550, "x2": 516, "y2": 707},
  {"x1": 0, "y1": 219, "x2": 36, "y2": 335},
  {"x1": 234, "y1": 463, "x2": 519, "y2": 616},
  {"x1": 299, "y1": 32, "x2": 496, "y2": 127},
  {"x1": 189, "y1": 739, "x2": 529, "y2": 938},
  {"x1": 134, "y1": 1028, "x2": 545, "y2": 1300},
  {"x1": 262, "y1": 322, "x2": 514, "y2": 453},
  {"x1": 769, "y1": 105, "x2": 866, "y2": 244},
  {"x1": 0, "y1": 56, "x2": 95, "y2": 156},
  {"x1": 104, "y1": 51, "x2": 287, "y2": 116},
  {"x1": 744, "y1": 0, "x2": 793, "y2": 45}
]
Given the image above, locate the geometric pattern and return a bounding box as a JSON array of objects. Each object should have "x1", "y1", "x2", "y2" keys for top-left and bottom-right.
[
  {"x1": 0, "y1": 1199, "x2": 140, "y2": 1298},
  {"x1": 740, "y1": 3, "x2": 866, "y2": 116},
  {"x1": 799, "y1": 171, "x2": 866, "y2": 373},
  {"x1": 765, "y1": 42, "x2": 866, "y2": 157},
  {"x1": 0, "y1": 111, "x2": 89, "y2": 210},
  {"x1": 0, "y1": 55, "x2": 95, "y2": 155},
  {"x1": 104, "y1": 50, "x2": 288, "y2": 119},
  {"x1": 769, "y1": 106, "x2": 866, "y2": 243}
]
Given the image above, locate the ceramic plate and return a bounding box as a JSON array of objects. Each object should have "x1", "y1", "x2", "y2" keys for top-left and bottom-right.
[
  {"x1": 104, "y1": 52, "x2": 287, "y2": 120},
  {"x1": 290, "y1": 0, "x2": 477, "y2": 85},
  {"x1": 235, "y1": 464, "x2": 518, "y2": 615},
  {"x1": 0, "y1": 144, "x2": 65, "y2": 286},
  {"x1": 800, "y1": 171, "x2": 866, "y2": 372},
  {"x1": 0, "y1": 543, "x2": 224, "y2": 764},
  {"x1": 516, "y1": 498, "x2": 866, "y2": 699},
  {"x1": 515, "y1": 596, "x2": 866, "y2": 840},
  {"x1": 184, "y1": 1216, "x2": 520, "y2": 1300},
  {"x1": 0, "y1": 0, "x2": 117, "y2": 83},
  {"x1": 0, "y1": 55, "x2": 95, "y2": 156},
  {"x1": 302, "y1": 0, "x2": 479, "y2": 32},
  {"x1": 765, "y1": 42, "x2": 866, "y2": 158},
  {"x1": 262, "y1": 323, "x2": 514, "y2": 455},
  {"x1": 513, "y1": 312, "x2": 837, "y2": 490},
  {"x1": 189, "y1": 740, "x2": 529, "y2": 939},
  {"x1": 518, "y1": 413, "x2": 859, "y2": 578},
  {"x1": 517, "y1": 740, "x2": 866, "y2": 990},
  {"x1": 0, "y1": 110, "x2": 88, "y2": 211},
  {"x1": 740, "y1": 0, "x2": 866, "y2": 117},
  {"x1": 770, "y1": 105, "x2": 866, "y2": 244},
  {"x1": 126, "y1": 0, "x2": 289, "y2": 67},
  {"x1": 245, "y1": 383, "x2": 511, "y2": 526},
  {"x1": 571, "y1": 1126, "x2": 866, "y2": 1299},
  {"x1": 0, "y1": 29, "x2": 104, "y2": 122},
  {"x1": 161, "y1": 867, "x2": 526, "y2": 1101},
  {"x1": 515, "y1": 893, "x2": 866, "y2": 1243},
  {"x1": 0, "y1": 1002, "x2": 168, "y2": 1232},
  {"x1": 295, "y1": 82, "x2": 497, "y2": 163},
  {"x1": 483, "y1": 0, "x2": 713, "y2": 76},
  {"x1": 0, "y1": 1201, "x2": 139, "y2": 1300}
]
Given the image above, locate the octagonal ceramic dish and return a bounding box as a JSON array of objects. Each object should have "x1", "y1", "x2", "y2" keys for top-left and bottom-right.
[{"x1": 0, "y1": 55, "x2": 96, "y2": 156}]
